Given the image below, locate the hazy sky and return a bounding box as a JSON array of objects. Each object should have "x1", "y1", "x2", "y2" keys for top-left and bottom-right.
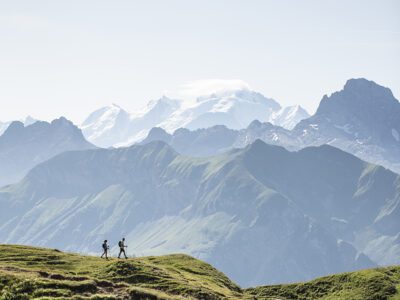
[{"x1": 1, "y1": 0, "x2": 399, "y2": 124}]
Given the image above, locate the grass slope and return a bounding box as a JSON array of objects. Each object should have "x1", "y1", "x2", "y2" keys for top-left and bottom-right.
[
  {"x1": 246, "y1": 267, "x2": 400, "y2": 300},
  {"x1": 0, "y1": 245, "x2": 242, "y2": 299},
  {"x1": 0, "y1": 245, "x2": 399, "y2": 300}
]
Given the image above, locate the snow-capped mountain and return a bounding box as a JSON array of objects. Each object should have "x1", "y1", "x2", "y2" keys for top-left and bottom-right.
[
  {"x1": 81, "y1": 98, "x2": 181, "y2": 147},
  {"x1": 141, "y1": 78, "x2": 400, "y2": 174},
  {"x1": 80, "y1": 104, "x2": 133, "y2": 148},
  {"x1": 80, "y1": 87, "x2": 288, "y2": 147},
  {"x1": 0, "y1": 117, "x2": 96, "y2": 187},
  {"x1": 269, "y1": 105, "x2": 310, "y2": 130},
  {"x1": 158, "y1": 88, "x2": 281, "y2": 132},
  {"x1": 0, "y1": 116, "x2": 37, "y2": 136}
]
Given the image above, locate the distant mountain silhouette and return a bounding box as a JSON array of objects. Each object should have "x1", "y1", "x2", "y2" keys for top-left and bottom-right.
[
  {"x1": 0, "y1": 116, "x2": 37, "y2": 136},
  {"x1": 142, "y1": 125, "x2": 237, "y2": 156},
  {"x1": 0, "y1": 117, "x2": 96, "y2": 187}
]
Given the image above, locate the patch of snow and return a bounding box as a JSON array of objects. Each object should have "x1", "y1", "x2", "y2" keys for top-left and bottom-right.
[
  {"x1": 249, "y1": 216, "x2": 258, "y2": 227},
  {"x1": 334, "y1": 124, "x2": 353, "y2": 135},
  {"x1": 355, "y1": 139, "x2": 364, "y2": 145},
  {"x1": 331, "y1": 217, "x2": 348, "y2": 224},
  {"x1": 269, "y1": 105, "x2": 310, "y2": 130},
  {"x1": 326, "y1": 138, "x2": 337, "y2": 145},
  {"x1": 363, "y1": 234, "x2": 400, "y2": 265},
  {"x1": 392, "y1": 128, "x2": 399, "y2": 142}
]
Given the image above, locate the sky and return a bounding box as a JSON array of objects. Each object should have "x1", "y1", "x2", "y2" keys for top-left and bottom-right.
[{"x1": 0, "y1": 0, "x2": 399, "y2": 124}]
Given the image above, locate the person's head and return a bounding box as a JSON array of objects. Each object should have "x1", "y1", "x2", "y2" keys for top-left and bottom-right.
[
  {"x1": 104, "y1": 240, "x2": 107, "y2": 243},
  {"x1": 122, "y1": 238, "x2": 125, "y2": 241}
]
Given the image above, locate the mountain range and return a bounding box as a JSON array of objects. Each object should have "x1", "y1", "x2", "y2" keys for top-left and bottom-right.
[
  {"x1": 1, "y1": 139, "x2": 399, "y2": 287},
  {"x1": 0, "y1": 117, "x2": 95, "y2": 187},
  {"x1": 80, "y1": 89, "x2": 308, "y2": 147},
  {"x1": 0, "y1": 116, "x2": 37, "y2": 136},
  {"x1": 142, "y1": 78, "x2": 400, "y2": 174},
  {"x1": 7, "y1": 79, "x2": 396, "y2": 175},
  {"x1": 80, "y1": 97, "x2": 181, "y2": 148},
  {"x1": 0, "y1": 77, "x2": 399, "y2": 288}
]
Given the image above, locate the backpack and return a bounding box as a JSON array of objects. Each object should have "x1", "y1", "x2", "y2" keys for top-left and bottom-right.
[
  {"x1": 102, "y1": 243, "x2": 107, "y2": 250},
  {"x1": 118, "y1": 241, "x2": 123, "y2": 248}
]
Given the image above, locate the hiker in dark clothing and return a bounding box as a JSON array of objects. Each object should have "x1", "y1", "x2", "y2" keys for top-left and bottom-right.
[
  {"x1": 118, "y1": 238, "x2": 128, "y2": 259},
  {"x1": 101, "y1": 240, "x2": 109, "y2": 259}
]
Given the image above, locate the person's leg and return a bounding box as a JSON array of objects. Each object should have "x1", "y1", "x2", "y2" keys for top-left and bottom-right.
[
  {"x1": 123, "y1": 249, "x2": 127, "y2": 259},
  {"x1": 101, "y1": 250, "x2": 105, "y2": 258},
  {"x1": 118, "y1": 249, "x2": 122, "y2": 258}
]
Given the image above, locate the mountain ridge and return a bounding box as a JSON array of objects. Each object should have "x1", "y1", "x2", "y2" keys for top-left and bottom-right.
[
  {"x1": 0, "y1": 115, "x2": 37, "y2": 136},
  {"x1": 0, "y1": 117, "x2": 96, "y2": 187},
  {"x1": 140, "y1": 78, "x2": 400, "y2": 174},
  {"x1": 1, "y1": 244, "x2": 399, "y2": 299},
  {"x1": 1, "y1": 139, "x2": 398, "y2": 286}
]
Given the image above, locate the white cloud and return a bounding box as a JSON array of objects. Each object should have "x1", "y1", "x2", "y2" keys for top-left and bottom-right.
[{"x1": 172, "y1": 79, "x2": 251, "y2": 103}]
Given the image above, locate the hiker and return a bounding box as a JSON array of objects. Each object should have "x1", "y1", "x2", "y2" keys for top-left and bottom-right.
[
  {"x1": 101, "y1": 240, "x2": 109, "y2": 259},
  {"x1": 118, "y1": 238, "x2": 128, "y2": 259}
]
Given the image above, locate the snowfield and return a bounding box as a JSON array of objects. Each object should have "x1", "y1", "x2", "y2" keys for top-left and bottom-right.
[{"x1": 80, "y1": 87, "x2": 309, "y2": 148}]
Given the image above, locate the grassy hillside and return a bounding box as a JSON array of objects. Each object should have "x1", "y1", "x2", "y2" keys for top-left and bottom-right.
[
  {"x1": 246, "y1": 267, "x2": 400, "y2": 300},
  {"x1": 0, "y1": 245, "x2": 242, "y2": 299},
  {"x1": 0, "y1": 245, "x2": 399, "y2": 300}
]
